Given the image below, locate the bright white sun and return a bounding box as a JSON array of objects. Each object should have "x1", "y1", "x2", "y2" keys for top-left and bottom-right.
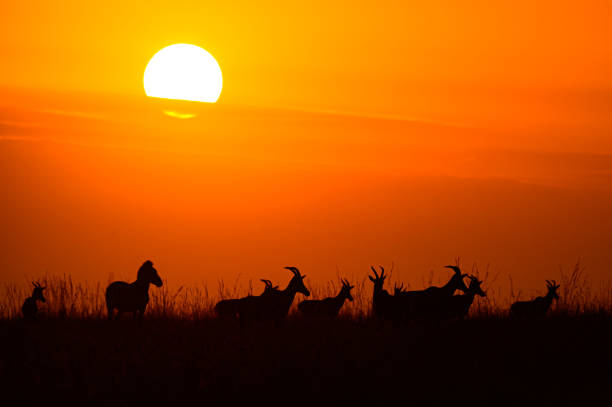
[{"x1": 143, "y1": 44, "x2": 223, "y2": 103}]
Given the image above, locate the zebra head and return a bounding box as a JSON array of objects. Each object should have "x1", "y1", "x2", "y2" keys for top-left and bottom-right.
[{"x1": 137, "y1": 260, "x2": 163, "y2": 287}]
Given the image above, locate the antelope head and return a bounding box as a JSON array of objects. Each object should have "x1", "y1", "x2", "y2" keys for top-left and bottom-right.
[
  {"x1": 340, "y1": 278, "x2": 355, "y2": 301},
  {"x1": 32, "y1": 281, "x2": 46, "y2": 303},
  {"x1": 394, "y1": 283, "x2": 406, "y2": 296},
  {"x1": 545, "y1": 280, "x2": 560, "y2": 300},
  {"x1": 285, "y1": 267, "x2": 310, "y2": 297},
  {"x1": 260, "y1": 279, "x2": 280, "y2": 294},
  {"x1": 444, "y1": 265, "x2": 470, "y2": 293},
  {"x1": 466, "y1": 275, "x2": 486, "y2": 297},
  {"x1": 368, "y1": 266, "x2": 387, "y2": 293}
]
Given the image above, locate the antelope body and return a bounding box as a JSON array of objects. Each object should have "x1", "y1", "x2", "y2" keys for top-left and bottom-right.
[
  {"x1": 214, "y1": 279, "x2": 279, "y2": 318},
  {"x1": 369, "y1": 266, "x2": 395, "y2": 319},
  {"x1": 237, "y1": 266, "x2": 310, "y2": 323},
  {"x1": 105, "y1": 260, "x2": 163, "y2": 320},
  {"x1": 298, "y1": 279, "x2": 354, "y2": 318},
  {"x1": 510, "y1": 280, "x2": 560, "y2": 317},
  {"x1": 435, "y1": 275, "x2": 486, "y2": 320},
  {"x1": 393, "y1": 265, "x2": 470, "y2": 320},
  {"x1": 22, "y1": 282, "x2": 46, "y2": 320}
]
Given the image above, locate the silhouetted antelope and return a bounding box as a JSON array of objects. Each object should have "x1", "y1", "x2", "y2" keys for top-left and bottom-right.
[
  {"x1": 510, "y1": 280, "x2": 560, "y2": 318},
  {"x1": 369, "y1": 266, "x2": 395, "y2": 319},
  {"x1": 238, "y1": 266, "x2": 310, "y2": 323},
  {"x1": 214, "y1": 279, "x2": 279, "y2": 318},
  {"x1": 22, "y1": 281, "x2": 46, "y2": 320},
  {"x1": 297, "y1": 278, "x2": 354, "y2": 318},
  {"x1": 105, "y1": 260, "x2": 163, "y2": 320},
  {"x1": 394, "y1": 265, "x2": 470, "y2": 320},
  {"x1": 436, "y1": 275, "x2": 486, "y2": 320}
]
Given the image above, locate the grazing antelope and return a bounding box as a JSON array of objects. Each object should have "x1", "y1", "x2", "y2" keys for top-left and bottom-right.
[
  {"x1": 214, "y1": 279, "x2": 279, "y2": 318},
  {"x1": 22, "y1": 281, "x2": 46, "y2": 320},
  {"x1": 369, "y1": 266, "x2": 395, "y2": 319},
  {"x1": 436, "y1": 275, "x2": 486, "y2": 320},
  {"x1": 237, "y1": 266, "x2": 310, "y2": 323},
  {"x1": 105, "y1": 260, "x2": 163, "y2": 320},
  {"x1": 510, "y1": 280, "x2": 560, "y2": 318},
  {"x1": 297, "y1": 278, "x2": 354, "y2": 318},
  {"x1": 393, "y1": 265, "x2": 470, "y2": 320}
]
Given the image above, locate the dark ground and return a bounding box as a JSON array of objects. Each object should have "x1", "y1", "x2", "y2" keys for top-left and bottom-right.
[{"x1": 1, "y1": 315, "x2": 611, "y2": 406}]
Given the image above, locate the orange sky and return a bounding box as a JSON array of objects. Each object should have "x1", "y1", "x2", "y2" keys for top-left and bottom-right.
[{"x1": 1, "y1": 1, "x2": 612, "y2": 291}]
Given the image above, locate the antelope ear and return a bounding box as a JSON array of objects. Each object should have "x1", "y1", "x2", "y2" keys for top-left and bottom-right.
[{"x1": 368, "y1": 276, "x2": 375, "y2": 282}]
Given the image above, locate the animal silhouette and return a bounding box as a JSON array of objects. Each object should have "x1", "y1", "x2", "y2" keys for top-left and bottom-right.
[
  {"x1": 22, "y1": 281, "x2": 46, "y2": 320},
  {"x1": 297, "y1": 278, "x2": 354, "y2": 318},
  {"x1": 369, "y1": 266, "x2": 395, "y2": 319},
  {"x1": 237, "y1": 266, "x2": 310, "y2": 323},
  {"x1": 214, "y1": 279, "x2": 279, "y2": 318},
  {"x1": 105, "y1": 260, "x2": 163, "y2": 320},
  {"x1": 393, "y1": 265, "x2": 470, "y2": 320},
  {"x1": 435, "y1": 275, "x2": 486, "y2": 320},
  {"x1": 510, "y1": 280, "x2": 560, "y2": 317}
]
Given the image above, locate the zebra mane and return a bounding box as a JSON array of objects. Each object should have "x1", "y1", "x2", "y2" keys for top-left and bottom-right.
[{"x1": 137, "y1": 260, "x2": 154, "y2": 280}]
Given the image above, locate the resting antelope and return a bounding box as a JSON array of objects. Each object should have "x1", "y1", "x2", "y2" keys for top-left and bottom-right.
[
  {"x1": 393, "y1": 265, "x2": 470, "y2": 320},
  {"x1": 436, "y1": 275, "x2": 486, "y2": 320},
  {"x1": 297, "y1": 278, "x2": 354, "y2": 318},
  {"x1": 510, "y1": 280, "x2": 560, "y2": 317},
  {"x1": 237, "y1": 266, "x2": 310, "y2": 323},
  {"x1": 22, "y1": 281, "x2": 46, "y2": 320},
  {"x1": 369, "y1": 266, "x2": 395, "y2": 319},
  {"x1": 214, "y1": 279, "x2": 279, "y2": 318},
  {"x1": 105, "y1": 260, "x2": 163, "y2": 320}
]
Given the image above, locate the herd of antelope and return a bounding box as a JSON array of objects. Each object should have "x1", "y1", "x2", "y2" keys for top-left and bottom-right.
[{"x1": 21, "y1": 260, "x2": 561, "y2": 321}]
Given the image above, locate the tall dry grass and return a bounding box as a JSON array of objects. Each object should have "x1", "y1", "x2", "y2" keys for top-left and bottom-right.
[{"x1": 3, "y1": 260, "x2": 610, "y2": 320}]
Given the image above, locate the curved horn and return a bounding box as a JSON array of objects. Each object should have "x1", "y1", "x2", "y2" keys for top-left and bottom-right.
[
  {"x1": 370, "y1": 266, "x2": 379, "y2": 278},
  {"x1": 379, "y1": 266, "x2": 385, "y2": 278},
  {"x1": 260, "y1": 279, "x2": 273, "y2": 287},
  {"x1": 445, "y1": 265, "x2": 461, "y2": 274},
  {"x1": 284, "y1": 266, "x2": 300, "y2": 275}
]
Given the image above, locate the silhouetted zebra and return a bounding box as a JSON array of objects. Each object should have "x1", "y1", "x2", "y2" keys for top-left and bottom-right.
[{"x1": 105, "y1": 260, "x2": 163, "y2": 319}]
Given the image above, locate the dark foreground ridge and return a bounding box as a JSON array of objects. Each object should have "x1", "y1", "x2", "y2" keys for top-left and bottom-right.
[{"x1": 2, "y1": 316, "x2": 611, "y2": 406}]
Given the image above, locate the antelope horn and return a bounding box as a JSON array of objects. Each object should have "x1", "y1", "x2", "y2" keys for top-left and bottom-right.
[
  {"x1": 379, "y1": 266, "x2": 385, "y2": 278},
  {"x1": 370, "y1": 266, "x2": 379, "y2": 278},
  {"x1": 445, "y1": 265, "x2": 461, "y2": 274},
  {"x1": 284, "y1": 266, "x2": 300, "y2": 275}
]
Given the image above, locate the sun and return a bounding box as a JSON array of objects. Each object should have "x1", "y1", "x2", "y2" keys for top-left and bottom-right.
[{"x1": 143, "y1": 44, "x2": 223, "y2": 103}]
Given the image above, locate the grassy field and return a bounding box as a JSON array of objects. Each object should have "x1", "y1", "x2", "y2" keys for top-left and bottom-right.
[
  {"x1": 1, "y1": 262, "x2": 611, "y2": 406},
  {"x1": 2, "y1": 316, "x2": 612, "y2": 406}
]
